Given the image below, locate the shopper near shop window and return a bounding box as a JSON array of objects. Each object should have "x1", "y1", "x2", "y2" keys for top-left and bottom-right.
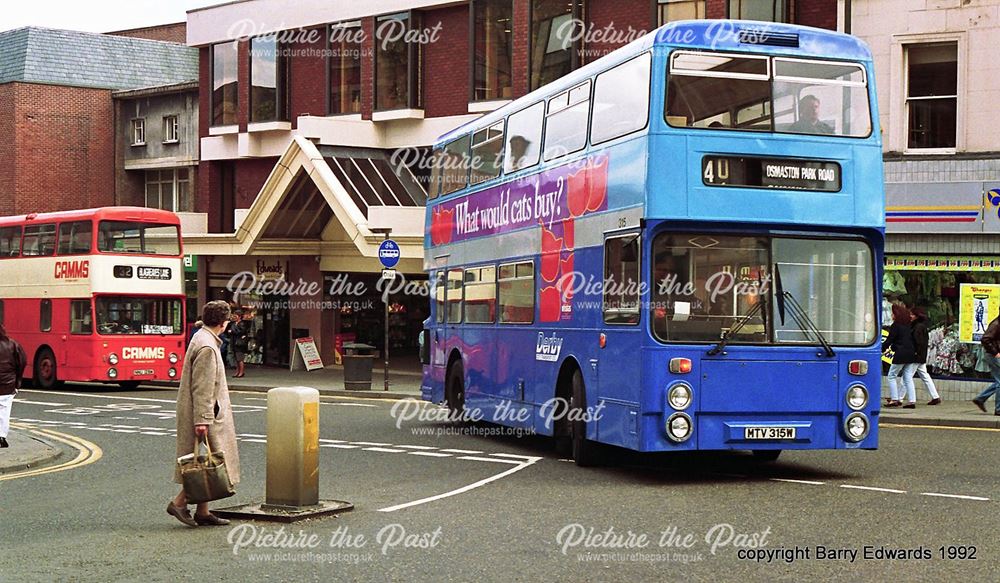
[
  {"x1": 971, "y1": 309, "x2": 1000, "y2": 416},
  {"x1": 229, "y1": 311, "x2": 249, "y2": 378},
  {"x1": 883, "y1": 304, "x2": 918, "y2": 408},
  {"x1": 910, "y1": 307, "x2": 941, "y2": 406}
]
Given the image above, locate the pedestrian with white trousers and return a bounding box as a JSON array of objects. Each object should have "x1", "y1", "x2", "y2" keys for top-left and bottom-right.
[
  {"x1": 0, "y1": 324, "x2": 28, "y2": 448},
  {"x1": 883, "y1": 304, "x2": 919, "y2": 409},
  {"x1": 910, "y1": 307, "x2": 941, "y2": 406}
]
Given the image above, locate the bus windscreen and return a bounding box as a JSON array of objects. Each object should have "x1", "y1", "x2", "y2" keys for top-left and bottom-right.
[
  {"x1": 98, "y1": 221, "x2": 181, "y2": 256},
  {"x1": 96, "y1": 297, "x2": 183, "y2": 335}
]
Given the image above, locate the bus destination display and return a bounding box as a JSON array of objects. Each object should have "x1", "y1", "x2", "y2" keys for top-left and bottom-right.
[
  {"x1": 702, "y1": 156, "x2": 841, "y2": 192},
  {"x1": 137, "y1": 266, "x2": 172, "y2": 280}
]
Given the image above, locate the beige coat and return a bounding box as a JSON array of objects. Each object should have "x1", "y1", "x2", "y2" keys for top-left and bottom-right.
[{"x1": 173, "y1": 327, "x2": 240, "y2": 485}]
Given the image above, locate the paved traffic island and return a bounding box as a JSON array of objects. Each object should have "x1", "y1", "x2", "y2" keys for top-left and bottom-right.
[{"x1": 0, "y1": 427, "x2": 65, "y2": 475}]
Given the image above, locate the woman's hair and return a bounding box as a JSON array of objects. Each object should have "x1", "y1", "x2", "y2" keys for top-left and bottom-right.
[
  {"x1": 202, "y1": 300, "x2": 232, "y2": 327},
  {"x1": 891, "y1": 303, "x2": 912, "y2": 325},
  {"x1": 911, "y1": 307, "x2": 928, "y2": 322}
]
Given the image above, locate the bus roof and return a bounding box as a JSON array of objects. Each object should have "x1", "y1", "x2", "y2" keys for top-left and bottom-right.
[
  {"x1": 0, "y1": 206, "x2": 181, "y2": 228},
  {"x1": 435, "y1": 19, "x2": 873, "y2": 146}
]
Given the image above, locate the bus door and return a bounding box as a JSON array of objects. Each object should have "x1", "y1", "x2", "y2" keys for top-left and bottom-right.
[{"x1": 596, "y1": 232, "x2": 644, "y2": 448}]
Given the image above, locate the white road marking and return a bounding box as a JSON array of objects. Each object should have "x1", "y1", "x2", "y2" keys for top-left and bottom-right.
[
  {"x1": 440, "y1": 448, "x2": 482, "y2": 454},
  {"x1": 840, "y1": 484, "x2": 907, "y2": 494},
  {"x1": 328, "y1": 403, "x2": 378, "y2": 408},
  {"x1": 318, "y1": 438, "x2": 347, "y2": 444},
  {"x1": 920, "y1": 492, "x2": 990, "y2": 501},
  {"x1": 241, "y1": 439, "x2": 267, "y2": 443},
  {"x1": 240, "y1": 433, "x2": 266, "y2": 438},
  {"x1": 13, "y1": 399, "x2": 71, "y2": 406},
  {"x1": 363, "y1": 447, "x2": 406, "y2": 453},
  {"x1": 18, "y1": 389, "x2": 267, "y2": 411},
  {"x1": 490, "y1": 453, "x2": 544, "y2": 462},
  {"x1": 322, "y1": 444, "x2": 360, "y2": 449},
  {"x1": 396, "y1": 445, "x2": 438, "y2": 450},
  {"x1": 351, "y1": 441, "x2": 393, "y2": 446},
  {"x1": 769, "y1": 478, "x2": 825, "y2": 485},
  {"x1": 379, "y1": 458, "x2": 539, "y2": 513},
  {"x1": 456, "y1": 456, "x2": 521, "y2": 465},
  {"x1": 407, "y1": 451, "x2": 452, "y2": 458}
]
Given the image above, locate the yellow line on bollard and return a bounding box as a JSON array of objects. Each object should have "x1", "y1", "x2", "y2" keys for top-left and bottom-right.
[{"x1": 0, "y1": 423, "x2": 103, "y2": 482}]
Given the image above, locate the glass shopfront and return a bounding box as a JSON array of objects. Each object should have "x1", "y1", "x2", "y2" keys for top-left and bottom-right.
[
  {"x1": 325, "y1": 272, "x2": 429, "y2": 357},
  {"x1": 883, "y1": 255, "x2": 1000, "y2": 380}
]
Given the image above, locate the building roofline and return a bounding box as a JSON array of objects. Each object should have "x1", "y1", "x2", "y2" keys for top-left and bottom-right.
[
  {"x1": 112, "y1": 80, "x2": 199, "y2": 99},
  {"x1": 104, "y1": 21, "x2": 186, "y2": 36}
]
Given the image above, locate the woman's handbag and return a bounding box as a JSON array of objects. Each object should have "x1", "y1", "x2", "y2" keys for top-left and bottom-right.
[{"x1": 178, "y1": 437, "x2": 235, "y2": 503}]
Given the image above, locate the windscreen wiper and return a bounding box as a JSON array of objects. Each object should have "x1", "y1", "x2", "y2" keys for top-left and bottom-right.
[
  {"x1": 707, "y1": 298, "x2": 765, "y2": 356},
  {"x1": 773, "y1": 263, "x2": 834, "y2": 357}
]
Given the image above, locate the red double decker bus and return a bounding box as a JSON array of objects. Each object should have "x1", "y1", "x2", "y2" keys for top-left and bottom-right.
[{"x1": 0, "y1": 207, "x2": 186, "y2": 389}]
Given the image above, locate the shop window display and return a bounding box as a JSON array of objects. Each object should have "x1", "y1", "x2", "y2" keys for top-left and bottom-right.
[{"x1": 882, "y1": 267, "x2": 1000, "y2": 380}]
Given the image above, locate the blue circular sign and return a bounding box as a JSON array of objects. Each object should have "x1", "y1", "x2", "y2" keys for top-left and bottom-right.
[{"x1": 378, "y1": 239, "x2": 400, "y2": 268}]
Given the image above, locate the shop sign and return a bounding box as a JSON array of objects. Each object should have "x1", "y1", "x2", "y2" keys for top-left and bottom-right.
[
  {"x1": 294, "y1": 337, "x2": 325, "y2": 371},
  {"x1": 885, "y1": 256, "x2": 1000, "y2": 271},
  {"x1": 959, "y1": 284, "x2": 1000, "y2": 344},
  {"x1": 256, "y1": 259, "x2": 285, "y2": 281}
]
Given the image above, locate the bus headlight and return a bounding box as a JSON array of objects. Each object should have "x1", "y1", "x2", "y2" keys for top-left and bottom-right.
[
  {"x1": 168, "y1": 368, "x2": 177, "y2": 378},
  {"x1": 108, "y1": 368, "x2": 118, "y2": 379},
  {"x1": 844, "y1": 412, "x2": 870, "y2": 442},
  {"x1": 846, "y1": 384, "x2": 868, "y2": 410},
  {"x1": 109, "y1": 353, "x2": 119, "y2": 365},
  {"x1": 667, "y1": 383, "x2": 692, "y2": 410},
  {"x1": 666, "y1": 412, "x2": 693, "y2": 442},
  {"x1": 169, "y1": 353, "x2": 179, "y2": 364}
]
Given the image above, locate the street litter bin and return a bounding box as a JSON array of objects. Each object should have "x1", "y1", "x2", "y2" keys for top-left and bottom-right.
[{"x1": 342, "y1": 343, "x2": 375, "y2": 390}]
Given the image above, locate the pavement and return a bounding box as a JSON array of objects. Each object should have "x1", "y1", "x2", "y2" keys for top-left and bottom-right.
[
  {"x1": 0, "y1": 427, "x2": 65, "y2": 474},
  {"x1": 878, "y1": 397, "x2": 1000, "y2": 429},
  {"x1": 225, "y1": 363, "x2": 423, "y2": 400}
]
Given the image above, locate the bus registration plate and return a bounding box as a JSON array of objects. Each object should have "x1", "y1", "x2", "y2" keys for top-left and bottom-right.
[
  {"x1": 133, "y1": 369, "x2": 154, "y2": 376},
  {"x1": 744, "y1": 427, "x2": 795, "y2": 440}
]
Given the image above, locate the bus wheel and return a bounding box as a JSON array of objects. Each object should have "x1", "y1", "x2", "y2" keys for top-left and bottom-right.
[
  {"x1": 570, "y1": 369, "x2": 602, "y2": 467},
  {"x1": 751, "y1": 450, "x2": 781, "y2": 462},
  {"x1": 34, "y1": 348, "x2": 61, "y2": 389},
  {"x1": 118, "y1": 381, "x2": 141, "y2": 391},
  {"x1": 446, "y1": 360, "x2": 465, "y2": 419}
]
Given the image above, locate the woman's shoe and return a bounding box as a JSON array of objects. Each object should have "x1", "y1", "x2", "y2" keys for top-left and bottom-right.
[
  {"x1": 903, "y1": 403, "x2": 916, "y2": 409},
  {"x1": 194, "y1": 512, "x2": 231, "y2": 526},
  {"x1": 885, "y1": 400, "x2": 903, "y2": 408},
  {"x1": 0, "y1": 437, "x2": 8, "y2": 448},
  {"x1": 166, "y1": 502, "x2": 198, "y2": 527},
  {"x1": 927, "y1": 398, "x2": 942, "y2": 406}
]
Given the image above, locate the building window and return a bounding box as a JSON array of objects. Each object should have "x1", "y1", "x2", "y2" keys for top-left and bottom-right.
[
  {"x1": 131, "y1": 119, "x2": 145, "y2": 146},
  {"x1": 250, "y1": 36, "x2": 290, "y2": 122},
  {"x1": 212, "y1": 41, "x2": 239, "y2": 126},
  {"x1": 163, "y1": 115, "x2": 179, "y2": 143},
  {"x1": 657, "y1": 0, "x2": 705, "y2": 25},
  {"x1": 330, "y1": 21, "x2": 363, "y2": 115},
  {"x1": 906, "y1": 43, "x2": 957, "y2": 150},
  {"x1": 145, "y1": 168, "x2": 193, "y2": 212},
  {"x1": 375, "y1": 12, "x2": 423, "y2": 111},
  {"x1": 729, "y1": 0, "x2": 787, "y2": 22},
  {"x1": 472, "y1": 0, "x2": 513, "y2": 101},
  {"x1": 530, "y1": 0, "x2": 584, "y2": 91},
  {"x1": 71, "y1": 300, "x2": 93, "y2": 335}
]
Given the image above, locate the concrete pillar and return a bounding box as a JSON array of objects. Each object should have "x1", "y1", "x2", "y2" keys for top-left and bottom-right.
[{"x1": 266, "y1": 386, "x2": 320, "y2": 507}]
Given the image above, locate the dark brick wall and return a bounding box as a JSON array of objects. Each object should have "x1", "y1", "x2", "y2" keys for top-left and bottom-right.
[
  {"x1": 586, "y1": 0, "x2": 654, "y2": 64},
  {"x1": 235, "y1": 157, "x2": 279, "y2": 208},
  {"x1": 422, "y1": 5, "x2": 470, "y2": 117},
  {"x1": 361, "y1": 17, "x2": 375, "y2": 120},
  {"x1": 796, "y1": 1, "x2": 838, "y2": 30},
  {"x1": 106, "y1": 22, "x2": 187, "y2": 44},
  {"x1": 288, "y1": 27, "x2": 329, "y2": 124},
  {"x1": 1, "y1": 82, "x2": 114, "y2": 215},
  {"x1": 511, "y1": 1, "x2": 530, "y2": 99}
]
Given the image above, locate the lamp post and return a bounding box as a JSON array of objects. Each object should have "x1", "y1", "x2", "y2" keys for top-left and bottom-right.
[{"x1": 371, "y1": 227, "x2": 393, "y2": 392}]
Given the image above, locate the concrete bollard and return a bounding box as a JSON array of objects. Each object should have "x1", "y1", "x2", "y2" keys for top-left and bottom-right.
[
  {"x1": 266, "y1": 386, "x2": 320, "y2": 507},
  {"x1": 213, "y1": 386, "x2": 353, "y2": 522}
]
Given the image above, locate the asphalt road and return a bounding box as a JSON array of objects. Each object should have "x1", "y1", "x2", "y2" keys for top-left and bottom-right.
[{"x1": 1, "y1": 385, "x2": 997, "y2": 582}]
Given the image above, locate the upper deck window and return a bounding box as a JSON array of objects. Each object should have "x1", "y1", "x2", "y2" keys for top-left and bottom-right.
[
  {"x1": 543, "y1": 80, "x2": 591, "y2": 161},
  {"x1": 58, "y1": 221, "x2": 92, "y2": 255},
  {"x1": 666, "y1": 51, "x2": 871, "y2": 138},
  {"x1": 98, "y1": 221, "x2": 181, "y2": 256},
  {"x1": 429, "y1": 135, "x2": 471, "y2": 198}
]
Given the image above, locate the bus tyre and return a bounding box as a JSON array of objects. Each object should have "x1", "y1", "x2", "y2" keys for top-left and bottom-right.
[
  {"x1": 33, "y1": 348, "x2": 61, "y2": 390},
  {"x1": 570, "y1": 369, "x2": 602, "y2": 467},
  {"x1": 752, "y1": 450, "x2": 781, "y2": 462},
  {"x1": 446, "y1": 360, "x2": 465, "y2": 419}
]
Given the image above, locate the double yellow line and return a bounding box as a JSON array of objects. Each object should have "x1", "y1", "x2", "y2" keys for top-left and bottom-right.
[{"x1": 0, "y1": 423, "x2": 103, "y2": 482}]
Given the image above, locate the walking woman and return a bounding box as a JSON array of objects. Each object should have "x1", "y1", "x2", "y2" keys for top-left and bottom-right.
[
  {"x1": 167, "y1": 300, "x2": 241, "y2": 527},
  {"x1": 0, "y1": 325, "x2": 28, "y2": 448},
  {"x1": 883, "y1": 304, "x2": 919, "y2": 408},
  {"x1": 910, "y1": 307, "x2": 942, "y2": 405}
]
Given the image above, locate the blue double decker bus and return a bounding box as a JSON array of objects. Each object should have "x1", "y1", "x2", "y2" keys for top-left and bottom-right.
[{"x1": 420, "y1": 20, "x2": 883, "y2": 465}]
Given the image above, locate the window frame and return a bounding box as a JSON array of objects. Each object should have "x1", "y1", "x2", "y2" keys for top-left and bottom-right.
[
  {"x1": 374, "y1": 11, "x2": 424, "y2": 112},
  {"x1": 727, "y1": 0, "x2": 788, "y2": 22},
  {"x1": 328, "y1": 20, "x2": 364, "y2": 116},
  {"x1": 503, "y1": 101, "x2": 545, "y2": 174},
  {"x1": 903, "y1": 41, "x2": 959, "y2": 154},
  {"x1": 130, "y1": 118, "x2": 146, "y2": 146},
  {"x1": 70, "y1": 299, "x2": 93, "y2": 335},
  {"x1": 463, "y1": 264, "x2": 498, "y2": 324},
  {"x1": 250, "y1": 35, "x2": 291, "y2": 123},
  {"x1": 528, "y1": 0, "x2": 586, "y2": 91},
  {"x1": 446, "y1": 268, "x2": 465, "y2": 324},
  {"x1": 211, "y1": 40, "x2": 240, "y2": 127},
  {"x1": 470, "y1": 121, "x2": 506, "y2": 185},
  {"x1": 590, "y1": 52, "x2": 653, "y2": 146},
  {"x1": 603, "y1": 233, "x2": 642, "y2": 326},
  {"x1": 498, "y1": 260, "x2": 535, "y2": 325},
  {"x1": 0, "y1": 226, "x2": 22, "y2": 258},
  {"x1": 542, "y1": 79, "x2": 592, "y2": 162},
  {"x1": 162, "y1": 115, "x2": 179, "y2": 144},
  {"x1": 40, "y1": 299, "x2": 52, "y2": 332},
  {"x1": 22, "y1": 223, "x2": 57, "y2": 257},
  {"x1": 57, "y1": 221, "x2": 93, "y2": 256},
  {"x1": 470, "y1": 0, "x2": 514, "y2": 103},
  {"x1": 657, "y1": 0, "x2": 707, "y2": 26}
]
